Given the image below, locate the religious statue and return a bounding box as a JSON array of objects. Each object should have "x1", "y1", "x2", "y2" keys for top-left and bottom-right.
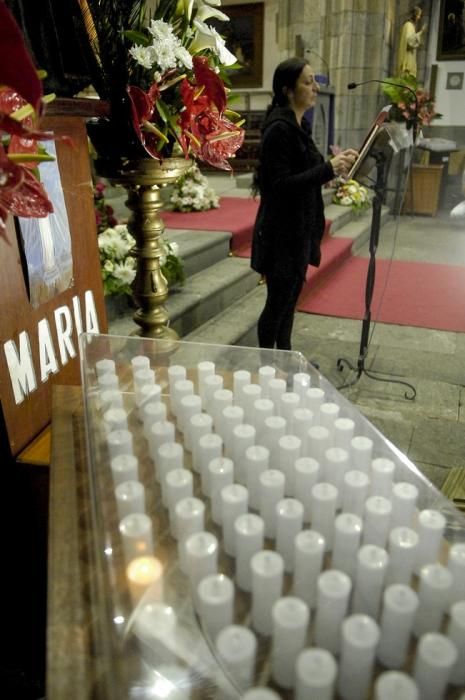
[{"x1": 397, "y1": 5, "x2": 427, "y2": 77}]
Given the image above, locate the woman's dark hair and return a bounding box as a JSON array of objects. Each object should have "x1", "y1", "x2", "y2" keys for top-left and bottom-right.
[{"x1": 251, "y1": 57, "x2": 309, "y2": 196}]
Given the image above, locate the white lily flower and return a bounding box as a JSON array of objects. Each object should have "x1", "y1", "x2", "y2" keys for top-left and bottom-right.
[
  {"x1": 191, "y1": 19, "x2": 237, "y2": 66},
  {"x1": 196, "y1": 5, "x2": 229, "y2": 22}
]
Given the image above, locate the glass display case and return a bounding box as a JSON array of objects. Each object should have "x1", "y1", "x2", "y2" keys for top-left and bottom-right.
[{"x1": 78, "y1": 333, "x2": 465, "y2": 700}]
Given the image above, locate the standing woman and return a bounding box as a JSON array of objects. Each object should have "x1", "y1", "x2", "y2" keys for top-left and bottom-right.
[{"x1": 251, "y1": 58, "x2": 357, "y2": 350}]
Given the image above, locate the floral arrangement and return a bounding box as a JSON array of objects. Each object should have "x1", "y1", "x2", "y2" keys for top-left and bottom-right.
[
  {"x1": 0, "y1": 4, "x2": 66, "y2": 237},
  {"x1": 169, "y1": 162, "x2": 219, "y2": 211},
  {"x1": 333, "y1": 179, "x2": 370, "y2": 214},
  {"x1": 382, "y1": 72, "x2": 441, "y2": 128},
  {"x1": 94, "y1": 181, "x2": 185, "y2": 295},
  {"x1": 82, "y1": 0, "x2": 245, "y2": 170}
]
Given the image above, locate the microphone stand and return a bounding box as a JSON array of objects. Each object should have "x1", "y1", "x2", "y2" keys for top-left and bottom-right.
[{"x1": 336, "y1": 81, "x2": 417, "y2": 400}]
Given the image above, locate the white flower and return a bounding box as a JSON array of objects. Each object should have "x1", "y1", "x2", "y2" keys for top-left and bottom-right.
[
  {"x1": 103, "y1": 260, "x2": 114, "y2": 272},
  {"x1": 191, "y1": 20, "x2": 237, "y2": 66},
  {"x1": 175, "y1": 45, "x2": 193, "y2": 70},
  {"x1": 340, "y1": 196, "x2": 352, "y2": 206},
  {"x1": 155, "y1": 42, "x2": 178, "y2": 72},
  {"x1": 148, "y1": 19, "x2": 175, "y2": 42},
  {"x1": 129, "y1": 45, "x2": 155, "y2": 69},
  {"x1": 113, "y1": 261, "x2": 136, "y2": 285}
]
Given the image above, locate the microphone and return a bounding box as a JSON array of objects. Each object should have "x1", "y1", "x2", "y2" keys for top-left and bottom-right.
[
  {"x1": 347, "y1": 79, "x2": 418, "y2": 142},
  {"x1": 305, "y1": 48, "x2": 330, "y2": 87}
]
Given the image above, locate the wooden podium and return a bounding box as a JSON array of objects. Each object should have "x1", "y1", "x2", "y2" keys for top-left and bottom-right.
[{"x1": 402, "y1": 164, "x2": 444, "y2": 217}]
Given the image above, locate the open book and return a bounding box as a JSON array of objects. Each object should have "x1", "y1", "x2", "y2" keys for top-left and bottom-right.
[{"x1": 347, "y1": 105, "x2": 395, "y2": 182}]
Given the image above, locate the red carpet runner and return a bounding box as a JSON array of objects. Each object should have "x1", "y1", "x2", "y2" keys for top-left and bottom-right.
[{"x1": 297, "y1": 257, "x2": 465, "y2": 333}]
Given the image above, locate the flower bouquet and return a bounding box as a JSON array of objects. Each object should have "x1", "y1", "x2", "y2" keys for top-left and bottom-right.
[
  {"x1": 381, "y1": 72, "x2": 441, "y2": 129},
  {"x1": 169, "y1": 163, "x2": 219, "y2": 211},
  {"x1": 333, "y1": 179, "x2": 370, "y2": 214},
  {"x1": 82, "y1": 0, "x2": 245, "y2": 170}
]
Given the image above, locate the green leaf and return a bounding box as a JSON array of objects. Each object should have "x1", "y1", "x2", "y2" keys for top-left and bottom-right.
[{"x1": 124, "y1": 29, "x2": 150, "y2": 46}]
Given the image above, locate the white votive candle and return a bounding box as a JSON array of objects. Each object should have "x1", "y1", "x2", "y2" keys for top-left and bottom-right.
[
  {"x1": 111, "y1": 453, "x2": 138, "y2": 485},
  {"x1": 221, "y1": 483, "x2": 249, "y2": 556},
  {"x1": 447, "y1": 542, "x2": 465, "y2": 604},
  {"x1": 415, "y1": 509, "x2": 446, "y2": 572},
  {"x1": 338, "y1": 614, "x2": 380, "y2": 700},
  {"x1": 324, "y1": 446, "x2": 350, "y2": 506},
  {"x1": 293, "y1": 408, "x2": 315, "y2": 448},
  {"x1": 293, "y1": 529, "x2": 326, "y2": 608},
  {"x1": 370, "y1": 457, "x2": 395, "y2": 498},
  {"x1": 126, "y1": 555, "x2": 163, "y2": 605},
  {"x1": 350, "y1": 435, "x2": 373, "y2": 474},
  {"x1": 234, "y1": 513, "x2": 265, "y2": 592},
  {"x1": 293, "y1": 372, "x2": 311, "y2": 399},
  {"x1": 262, "y1": 416, "x2": 286, "y2": 470},
  {"x1": 97, "y1": 371, "x2": 119, "y2": 391},
  {"x1": 375, "y1": 671, "x2": 419, "y2": 700},
  {"x1": 136, "y1": 382, "x2": 161, "y2": 413},
  {"x1": 251, "y1": 398, "x2": 274, "y2": 445},
  {"x1": 295, "y1": 647, "x2": 337, "y2": 700},
  {"x1": 268, "y1": 377, "x2": 286, "y2": 410},
  {"x1": 352, "y1": 544, "x2": 389, "y2": 619},
  {"x1": 276, "y1": 498, "x2": 304, "y2": 572},
  {"x1": 132, "y1": 603, "x2": 178, "y2": 667},
  {"x1": 363, "y1": 495, "x2": 392, "y2": 548},
  {"x1": 197, "y1": 573, "x2": 234, "y2": 644},
  {"x1": 413, "y1": 563, "x2": 453, "y2": 637},
  {"x1": 232, "y1": 424, "x2": 256, "y2": 484},
  {"x1": 216, "y1": 625, "x2": 257, "y2": 690},
  {"x1": 279, "y1": 391, "x2": 300, "y2": 427},
  {"x1": 197, "y1": 360, "x2": 215, "y2": 405},
  {"x1": 334, "y1": 417, "x2": 355, "y2": 450},
  {"x1": 413, "y1": 632, "x2": 458, "y2": 700},
  {"x1": 107, "y1": 429, "x2": 133, "y2": 458},
  {"x1": 184, "y1": 531, "x2": 218, "y2": 606},
  {"x1": 95, "y1": 357, "x2": 116, "y2": 378},
  {"x1": 319, "y1": 402, "x2": 340, "y2": 436},
  {"x1": 242, "y1": 689, "x2": 280, "y2": 700},
  {"x1": 314, "y1": 569, "x2": 352, "y2": 654},
  {"x1": 390, "y1": 481, "x2": 418, "y2": 528},
  {"x1": 211, "y1": 388, "x2": 233, "y2": 433},
  {"x1": 175, "y1": 497, "x2": 205, "y2": 571},
  {"x1": 241, "y1": 383, "x2": 262, "y2": 423},
  {"x1": 119, "y1": 512, "x2": 154, "y2": 561},
  {"x1": 251, "y1": 550, "x2": 284, "y2": 636},
  {"x1": 258, "y1": 365, "x2": 275, "y2": 398},
  {"x1": 221, "y1": 405, "x2": 244, "y2": 458},
  {"x1": 165, "y1": 468, "x2": 193, "y2": 534},
  {"x1": 310, "y1": 482, "x2": 338, "y2": 551},
  {"x1": 342, "y1": 470, "x2": 370, "y2": 517},
  {"x1": 386, "y1": 526, "x2": 419, "y2": 585},
  {"x1": 133, "y1": 367, "x2": 155, "y2": 392},
  {"x1": 245, "y1": 445, "x2": 270, "y2": 509},
  {"x1": 142, "y1": 401, "x2": 167, "y2": 439},
  {"x1": 178, "y1": 393, "x2": 201, "y2": 437},
  {"x1": 100, "y1": 388, "x2": 123, "y2": 412},
  {"x1": 156, "y1": 441, "x2": 184, "y2": 491},
  {"x1": 172, "y1": 378, "x2": 194, "y2": 426},
  {"x1": 295, "y1": 457, "x2": 320, "y2": 522},
  {"x1": 198, "y1": 432, "x2": 223, "y2": 495},
  {"x1": 115, "y1": 480, "x2": 145, "y2": 519},
  {"x1": 148, "y1": 420, "x2": 175, "y2": 464},
  {"x1": 305, "y1": 387, "x2": 325, "y2": 417},
  {"x1": 131, "y1": 354, "x2": 150, "y2": 375},
  {"x1": 447, "y1": 600, "x2": 465, "y2": 686},
  {"x1": 377, "y1": 584, "x2": 419, "y2": 669},
  {"x1": 332, "y1": 512, "x2": 363, "y2": 579},
  {"x1": 104, "y1": 407, "x2": 127, "y2": 435},
  {"x1": 233, "y1": 368, "x2": 251, "y2": 397},
  {"x1": 278, "y1": 435, "x2": 301, "y2": 495},
  {"x1": 307, "y1": 426, "x2": 331, "y2": 473},
  {"x1": 208, "y1": 457, "x2": 234, "y2": 524},
  {"x1": 271, "y1": 596, "x2": 309, "y2": 689},
  {"x1": 259, "y1": 469, "x2": 285, "y2": 539},
  {"x1": 189, "y1": 412, "x2": 213, "y2": 465},
  {"x1": 167, "y1": 364, "x2": 186, "y2": 414}
]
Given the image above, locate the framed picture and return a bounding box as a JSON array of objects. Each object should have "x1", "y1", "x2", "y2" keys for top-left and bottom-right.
[
  {"x1": 437, "y1": 0, "x2": 465, "y2": 60},
  {"x1": 446, "y1": 71, "x2": 464, "y2": 89},
  {"x1": 216, "y1": 3, "x2": 264, "y2": 88}
]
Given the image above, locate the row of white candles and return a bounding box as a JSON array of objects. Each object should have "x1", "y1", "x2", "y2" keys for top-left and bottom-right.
[{"x1": 95, "y1": 356, "x2": 465, "y2": 698}]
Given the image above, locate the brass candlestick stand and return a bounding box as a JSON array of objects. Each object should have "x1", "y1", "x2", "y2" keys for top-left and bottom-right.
[{"x1": 99, "y1": 157, "x2": 191, "y2": 340}]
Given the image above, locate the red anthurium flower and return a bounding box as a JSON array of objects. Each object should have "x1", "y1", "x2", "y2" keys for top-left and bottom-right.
[
  {"x1": 127, "y1": 85, "x2": 163, "y2": 159},
  {"x1": 192, "y1": 56, "x2": 226, "y2": 115},
  {"x1": 0, "y1": 4, "x2": 43, "y2": 113}
]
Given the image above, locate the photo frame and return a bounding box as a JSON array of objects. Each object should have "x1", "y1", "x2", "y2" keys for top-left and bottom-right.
[
  {"x1": 437, "y1": 0, "x2": 465, "y2": 60},
  {"x1": 446, "y1": 71, "x2": 464, "y2": 89},
  {"x1": 216, "y1": 2, "x2": 264, "y2": 88}
]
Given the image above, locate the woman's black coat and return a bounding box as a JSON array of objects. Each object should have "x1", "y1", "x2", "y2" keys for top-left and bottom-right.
[{"x1": 251, "y1": 106, "x2": 335, "y2": 280}]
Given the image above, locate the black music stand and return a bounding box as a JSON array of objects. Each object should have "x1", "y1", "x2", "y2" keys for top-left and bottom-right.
[{"x1": 336, "y1": 120, "x2": 416, "y2": 400}]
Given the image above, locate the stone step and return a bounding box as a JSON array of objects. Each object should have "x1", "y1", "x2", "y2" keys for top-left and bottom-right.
[{"x1": 163, "y1": 229, "x2": 231, "y2": 278}]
